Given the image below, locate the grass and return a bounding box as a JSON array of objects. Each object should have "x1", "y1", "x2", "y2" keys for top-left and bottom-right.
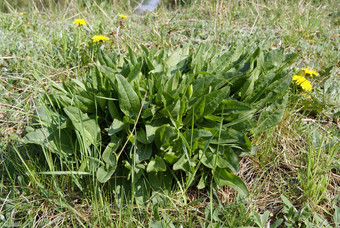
[{"x1": 1, "y1": 0, "x2": 339, "y2": 227}]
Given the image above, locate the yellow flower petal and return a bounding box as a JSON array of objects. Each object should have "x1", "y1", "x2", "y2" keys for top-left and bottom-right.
[
  {"x1": 300, "y1": 80, "x2": 313, "y2": 92},
  {"x1": 119, "y1": 14, "x2": 127, "y2": 19},
  {"x1": 73, "y1": 18, "x2": 87, "y2": 26},
  {"x1": 302, "y1": 68, "x2": 318, "y2": 77},
  {"x1": 292, "y1": 75, "x2": 313, "y2": 92},
  {"x1": 92, "y1": 35, "x2": 110, "y2": 43}
]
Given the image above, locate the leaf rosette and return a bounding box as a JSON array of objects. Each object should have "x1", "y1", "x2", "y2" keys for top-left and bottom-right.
[{"x1": 23, "y1": 44, "x2": 296, "y2": 204}]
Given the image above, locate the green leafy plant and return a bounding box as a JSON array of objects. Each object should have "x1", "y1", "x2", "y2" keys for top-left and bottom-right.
[
  {"x1": 249, "y1": 210, "x2": 283, "y2": 228},
  {"x1": 280, "y1": 195, "x2": 332, "y2": 228},
  {"x1": 302, "y1": 72, "x2": 340, "y2": 118},
  {"x1": 22, "y1": 43, "x2": 296, "y2": 204},
  {"x1": 297, "y1": 123, "x2": 339, "y2": 207}
]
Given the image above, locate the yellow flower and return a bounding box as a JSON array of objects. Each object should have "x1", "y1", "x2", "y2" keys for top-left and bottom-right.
[
  {"x1": 73, "y1": 18, "x2": 87, "y2": 27},
  {"x1": 302, "y1": 68, "x2": 318, "y2": 77},
  {"x1": 19, "y1": 12, "x2": 24, "y2": 16},
  {"x1": 292, "y1": 75, "x2": 313, "y2": 92},
  {"x1": 92, "y1": 35, "x2": 110, "y2": 43},
  {"x1": 119, "y1": 14, "x2": 128, "y2": 19}
]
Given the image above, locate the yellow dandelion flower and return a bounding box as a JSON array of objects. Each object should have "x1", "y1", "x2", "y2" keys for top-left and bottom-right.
[
  {"x1": 300, "y1": 81, "x2": 313, "y2": 92},
  {"x1": 92, "y1": 35, "x2": 110, "y2": 43},
  {"x1": 73, "y1": 18, "x2": 87, "y2": 27},
  {"x1": 119, "y1": 14, "x2": 128, "y2": 19},
  {"x1": 302, "y1": 68, "x2": 318, "y2": 77},
  {"x1": 292, "y1": 75, "x2": 313, "y2": 92}
]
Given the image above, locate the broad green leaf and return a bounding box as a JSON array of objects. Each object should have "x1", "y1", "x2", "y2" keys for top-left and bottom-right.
[
  {"x1": 159, "y1": 99, "x2": 181, "y2": 118},
  {"x1": 23, "y1": 128, "x2": 48, "y2": 145},
  {"x1": 165, "y1": 46, "x2": 188, "y2": 68},
  {"x1": 108, "y1": 100, "x2": 121, "y2": 119},
  {"x1": 116, "y1": 74, "x2": 141, "y2": 117},
  {"x1": 186, "y1": 96, "x2": 205, "y2": 122},
  {"x1": 149, "y1": 221, "x2": 165, "y2": 228},
  {"x1": 164, "y1": 152, "x2": 178, "y2": 164},
  {"x1": 202, "y1": 86, "x2": 230, "y2": 117},
  {"x1": 243, "y1": 73, "x2": 276, "y2": 103},
  {"x1": 170, "y1": 56, "x2": 190, "y2": 74},
  {"x1": 34, "y1": 107, "x2": 66, "y2": 127},
  {"x1": 148, "y1": 171, "x2": 172, "y2": 193},
  {"x1": 165, "y1": 72, "x2": 180, "y2": 96},
  {"x1": 237, "y1": 48, "x2": 263, "y2": 99},
  {"x1": 254, "y1": 73, "x2": 291, "y2": 108},
  {"x1": 121, "y1": 63, "x2": 131, "y2": 77},
  {"x1": 234, "y1": 135, "x2": 256, "y2": 157},
  {"x1": 149, "y1": 220, "x2": 175, "y2": 228},
  {"x1": 204, "y1": 115, "x2": 222, "y2": 122},
  {"x1": 218, "y1": 45, "x2": 245, "y2": 73},
  {"x1": 220, "y1": 99, "x2": 252, "y2": 112},
  {"x1": 96, "y1": 92, "x2": 107, "y2": 111},
  {"x1": 323, "y1": 74, "x2": 340, "y2": 116},
  {"x1": 100, "y1": 65, "x2": 116, "y2": 83},
  {"x1": 183, "y1": 129, "x2": 213, "y2": 142},
  {"x1": 152, "y1": 203, "x2": 161, "y2": 221},
  {"x1": 97, "y1": 49, "x2": 107, "y2": 66},
  {"x1": 109, "y1": 52, "x2": 117, "y2": 64},
  {"x1": 143, "y1": 55, "x2": 155, "y2": 72},
  {"x1": 173, "y1": 154, "x2": 192, "y2": 172},
  {"x1": 280, "y1": 195, "x2": 295, "y2": 209},
  {"x1": 99, "y1": 49, "x2": 115, "y2": 69},
  {"x1": 136, "y1": 143, "x2": 152, "y2": 163},
  {"x1": 108, "y1": 119, "x2": 126, "y2": 135},
  {"x1": 47, "y1": 128, "x2": 74, "y2": 156},
  {"x1": 102, "y1": 139, "x2": 119, "y2": 166},
  {"x1": 178, "y1": 96, "x2": 188, "y2": 122},
  {"x1": 73, "y1": 94, "x2": 96, "y2": 113},
  {"x1": 127, "y1": 62, "x2": 143, "y2": 82},
  {"x1": 24, "y1": 127, "x2": 74, "y2": 157},
  {"x1": 197, "y1": 172, "x2": 208, "y2": 189},
  {"x1": 272, "y1": 219, "x2": 284, "y2": 228},
  {"x1": 261, "y1": 49, "x2": 284, "y2": 71},
  {"x1": 147, "y1": 155, "x2": 167, "y2": 172},
  {"x1": 217, "y1": 146, "x2": 239, "y2": 172},
  {"x1": 71, "y1": 78, "x2": 86, "y2": 91},
  {"x1": 200, "y1": 149, "x2": 215, "y2": 169},
  {"x1": 88, "y1": 67, "x2": 99, "y2": 90},
  {"x1": 97, "y1": 165, "x2": 116, "y2": 183},
  {"x1": 114, "y1": 171, "x2": 131, "y2": 206},
  {"x1": 145, "y1": 123, "x2": 160, "y2": 144},
  {"x1": 191, "y1": 77, "x2": 205, "y2": 97},
  {"x1": 134, "y1": 176, "x2": 150, "y2": 205},
  {"x1": 141, "y1": 103, "x2": 157, "y2": 119},
  {"x1": 63, "y1": 106, "x2": 100, "y2": 145},
  {"x1": 210, "y1": 47, "x2": 237, "y2": 73},
  {"x1": 128, "y1": 45, "x2": 138, "y2": 65},
  {"x1": 213, "y1": 168, "x2": 248, "y2": 196},
  {"x1": 154, "y1": 125, "x2": 177, "y2": 150},
  {"x1": 238, "y1": 72, "x2": 256, "y2": 100},
  {"x1": 136, "y1": 128, "x2": 148, "y2": 144},
  {"x1": 191, "y1": 44, "x2": 205, "y2": 73},
  {"x1": 255, "y1": 93, "x2": 288, "y2": 134}
]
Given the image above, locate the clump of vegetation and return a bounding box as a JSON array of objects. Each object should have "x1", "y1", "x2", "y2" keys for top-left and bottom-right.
[
  {"x1": 22, "y1": 43, "x2": 296, "y2": 204},
  {"x1": 0, "y1": 0, "x2": 338, "y2": 227}
]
